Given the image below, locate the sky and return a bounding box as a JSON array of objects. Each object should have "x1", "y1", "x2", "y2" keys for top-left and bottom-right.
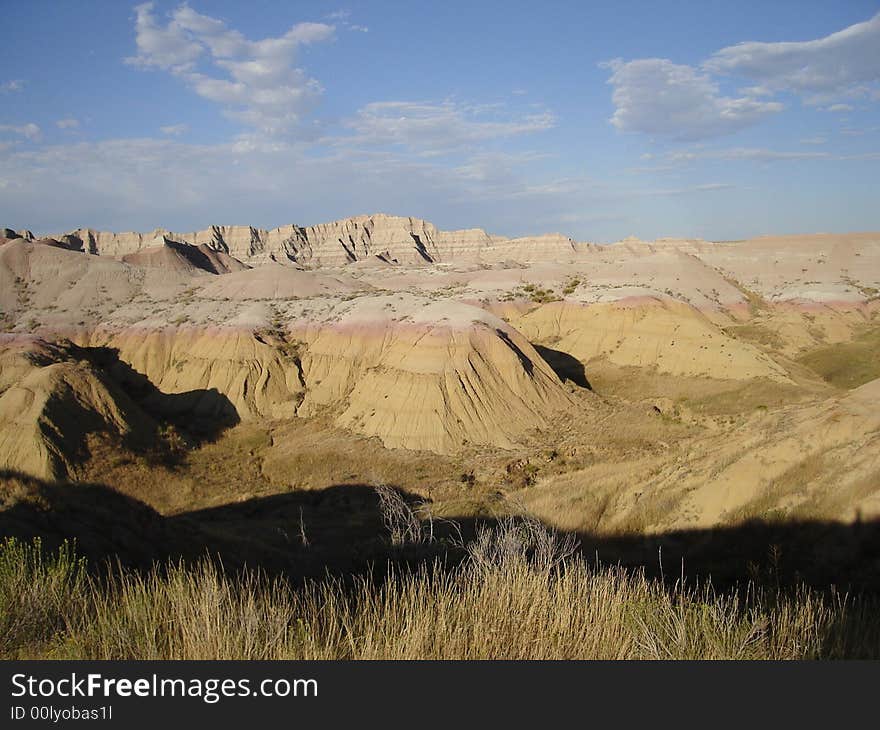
[{"x1": 0, "y1": 0, "x2": 878, "y2": 241}]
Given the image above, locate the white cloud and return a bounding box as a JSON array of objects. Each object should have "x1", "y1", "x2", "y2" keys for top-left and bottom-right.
[
  {"x1": 1, "y1": 80, "x2": 23, "y2": 93},
  {"x1": 56, "y1": 118, "x2": 80, "y2": 129},
  {"x1": 706, "y1": 12, "x2": 880, "y2": 105},
  {"x1": 0, "y1": 123, "x2": 41, "y2": 141},
  {"x1": 602, "y1": 58, "x2": 782, "y2": 141},
  {"x1": 160, "y1": 123, "x2": 189, "y2": 136},
  {"x1": 126, "y1": 2, "x2": 204, "y2": 71},
  {"x1": 127, "y1": 3, "x2": 335, "y2": 136},
  {"x1": 799, "y1": 137, "x2": 826, "y2": 145},
  {"x1": 604, "y1": 12, "x2": 880, "y2": 141},
  {"x1": 340, "y1": 100, "x2": 555, "y2": 152}
]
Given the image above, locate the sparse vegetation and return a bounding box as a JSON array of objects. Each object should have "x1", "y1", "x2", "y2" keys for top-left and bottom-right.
[
  {"x1": 500, "y1": 282, "x2": 562, "y2": 304},
  {"x1": 796, "y1": 326, "x2": 880, "y2": 389},
  {"x1": 724, "y1": 453, "x2": 828, "y2": 525},
  {"x1": 527, "y1": 286, "x2": 561, "y2": 304},
  {"x1": 720, "y1": 274, "x2": 768, "y2": 316},
  {"x1": 255, "y1": 309, "x2": 304, "y2": 364},
  {"x1": 724, "y1": 323, "x2": 786, "y2": 350}
]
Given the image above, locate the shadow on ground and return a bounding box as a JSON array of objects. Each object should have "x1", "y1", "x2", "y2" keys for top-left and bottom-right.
[
  {"x1": 72, "y1": 344, "x2": 240, "y2": 443},
  {"x1": 2, "y1": 469, "x2": 879, "y2": 594},
  {"x1": 533, "y1": 344, "x2": 592, "y2": 389}
]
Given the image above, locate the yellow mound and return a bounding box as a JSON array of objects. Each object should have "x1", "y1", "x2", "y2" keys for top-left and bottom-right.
[
  {"x1": 512, "y1": 298, "x2": 790, "y2": 381},
  {"x1": 84, "y1": 326, "x2": 305, "y2": 421},
  {"x1": 294, "y1": 296, "x2": 577, "y2": 453},
  {"x1": 0, "y1": 338, "x2": 156, "y2": 479}
]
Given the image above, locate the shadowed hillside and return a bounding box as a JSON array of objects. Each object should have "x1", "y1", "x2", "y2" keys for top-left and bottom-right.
[{"x1": 3, "y1": 469, "x2": 879, "y2": 594}]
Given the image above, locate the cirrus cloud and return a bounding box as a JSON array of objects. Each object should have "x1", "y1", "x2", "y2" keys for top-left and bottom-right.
[{"x1": 339, "y1": 100, "x2": 555, "y2": 153}]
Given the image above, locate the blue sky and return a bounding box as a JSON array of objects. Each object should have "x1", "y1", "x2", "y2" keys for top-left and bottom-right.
[{"x1": 1, "y1": 1, "x2": 878, "y2": 241}]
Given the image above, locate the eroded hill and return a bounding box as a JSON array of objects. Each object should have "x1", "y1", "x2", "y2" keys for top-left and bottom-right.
[{"x1": 0, "y1": 218, "x2": 878, "y2": 551}]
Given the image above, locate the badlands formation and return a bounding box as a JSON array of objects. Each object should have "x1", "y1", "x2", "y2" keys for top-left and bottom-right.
[{"x1": 1, "y1": 215, "x2": 879, "y2": 541}]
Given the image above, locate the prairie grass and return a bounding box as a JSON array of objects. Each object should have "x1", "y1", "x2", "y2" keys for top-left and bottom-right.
[
  {"x1": 796, "y1": 326, "x2": 880, "y2": 389},
  {"x1": 0, "y1": 538, "x2": 87, "y2": 657},
  {"x1": 2, "y1": 523, "x2": 877, "y2": 660}
]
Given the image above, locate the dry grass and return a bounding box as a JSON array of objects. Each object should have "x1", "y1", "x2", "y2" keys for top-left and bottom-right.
[
  {"x1": 612, "y1": 490, "x2": 686, "y2": 535},
  {"x1": 724, "y1": 453, "x2": 830, "y2": 525},
  {"x1": 724, "y1": 323, "x2": 786, "y2": 351},
  {"x1": 373, "y1": 483, "x2": 435, "y2": 546},
  {"x1": 787, "y1": 468, "x2": 880, "y2": 522},
  {"x1": 0, "y1": 538, "x2": 87, "y2": 657},
  {"x1": 796, "y1": 326, "x2": 880, "y2": 389},
  {"x1": 2, "y1": 524, "x2": 877, "y2": 660}
]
